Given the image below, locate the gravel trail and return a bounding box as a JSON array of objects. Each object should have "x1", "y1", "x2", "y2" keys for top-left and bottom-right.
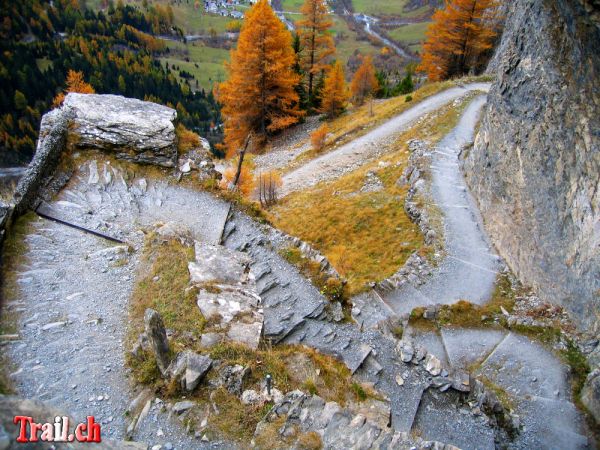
[
  {"x1": 383, "y1": 95, "x2": 500, "y2": 314},
  {"x1": 380, "y1": 96, "x2": 591, "y2": 449},
  {"x1": 280, "y1": 82, "x2": 491, "y2": 196}
]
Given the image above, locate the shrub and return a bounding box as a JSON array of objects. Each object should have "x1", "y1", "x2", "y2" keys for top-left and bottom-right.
[
  {"x1": 257, "y1": 170, "x2": 283, "y2": 207},
  {"x1": 176, "y1": 123, "x2": 201, "y2": 153},
  {"x1": 310, "y1": 124, "x2": 329, "y2": 152},
  {"x1": 220, "y1": 157, "x2": 255, "y2": 197},
  {"x1": 405, "y1": 95, "x2": 413, "y2": 102}
]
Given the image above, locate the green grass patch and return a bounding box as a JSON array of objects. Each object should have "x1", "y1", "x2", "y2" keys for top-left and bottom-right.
[
  {"x1": 351, "y1": 0, "x2": 429, "y2": 18},
  {"x1": 386, "y1": 22, "x2": 429, "y2": 52}
]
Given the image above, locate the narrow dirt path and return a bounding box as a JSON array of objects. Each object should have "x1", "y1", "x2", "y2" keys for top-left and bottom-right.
[
  {"x1": 377, "y1": 96, "x2": 591, "y2": 449},
  {"x1": 280, "y1": 82, "x2": 491, "y2": 196},
  {"x1": 3, "y1": 160, "x2": 231, "y2": 449},
  {"x1": 383, "y1": 95, "x2": 500, "y2": 314}
]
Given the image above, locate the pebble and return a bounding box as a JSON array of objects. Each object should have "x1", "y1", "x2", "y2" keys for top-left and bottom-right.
[{"x1": 395, "y1": 374, "x2": 405, "y2": 386}]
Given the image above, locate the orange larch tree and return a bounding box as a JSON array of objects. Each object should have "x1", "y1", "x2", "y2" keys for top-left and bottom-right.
[
  {"x1": 52, "y1": 69, "x2": 95, "y2": 108},
  {"x1": 219, "y1": 0, "x2": 302, "y2": 157},
  {"x1": 319, "y1": 61, "x2": 349, "y2": 118},
  {"x1": 296, "y1": 0, "x2": 335, "y2": 107},
  {"x1": 350, "y1": 55, "x2": 378, "y2": 106},
  {"x1": 418, "y1": 0, "x2": 499, "y2": 81}
]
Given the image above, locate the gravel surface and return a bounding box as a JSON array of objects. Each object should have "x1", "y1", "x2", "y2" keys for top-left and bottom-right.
[
  {"x1": 4, "y1": 158, "x2": 231, "y2": 449},
  {"x1": 280, "y1": 83, "x2": 491, "y2": 196}
]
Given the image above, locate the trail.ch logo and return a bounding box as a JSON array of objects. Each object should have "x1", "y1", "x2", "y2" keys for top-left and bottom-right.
[{"x1": 12, "y1": 416, "x2": 101, "y2": 444}]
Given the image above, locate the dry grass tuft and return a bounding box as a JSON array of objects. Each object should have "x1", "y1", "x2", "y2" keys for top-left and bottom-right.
[
  {"x1": 208, "y1": 387, "x2": 272, "y2": 440},
  {"x1": 127, "y1": 233, "x2": 205, "y2": 351}
]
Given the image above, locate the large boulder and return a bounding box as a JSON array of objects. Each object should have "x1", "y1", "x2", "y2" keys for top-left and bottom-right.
[{"x1": 63, "y1": 93, "x2": 177, "y2": 167}]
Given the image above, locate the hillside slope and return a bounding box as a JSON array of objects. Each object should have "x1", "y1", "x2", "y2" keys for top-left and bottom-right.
[{"x1": 464, "y1": 0, "x2": 599, "y2": 333}]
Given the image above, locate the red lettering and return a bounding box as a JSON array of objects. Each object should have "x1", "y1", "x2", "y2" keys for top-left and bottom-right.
[
  {"x1": 12, "y1": 416, "x2": 31, "y2": 443},
  {"x1": 87, "y1": 416, "x2": 101, "y2": 443},
  {"x1": 29, "y1": 421, "x2": 42, "y2": 442},
  {"x1": 75, "y1": 423, "x2": 86, "y2": 442}
]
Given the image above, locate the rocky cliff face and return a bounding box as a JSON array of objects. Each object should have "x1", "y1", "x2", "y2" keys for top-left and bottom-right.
[{"x1": 464, "y1": 0, "x2": 600, "y2": 333}]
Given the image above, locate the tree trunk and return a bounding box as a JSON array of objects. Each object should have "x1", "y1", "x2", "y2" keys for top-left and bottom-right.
[{"x1": 233, "y1": 133, "x2": 252, "y2": 188}]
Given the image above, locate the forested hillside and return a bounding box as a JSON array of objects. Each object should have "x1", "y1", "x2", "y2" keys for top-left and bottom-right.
[{"x1": 0, "y1": 0, "x2": 221, "y2": 166}]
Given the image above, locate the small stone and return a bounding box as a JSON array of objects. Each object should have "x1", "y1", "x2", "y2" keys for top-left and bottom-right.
[
  {"x1": 241, "y1": 389, "x2": 263, "y2": 405},
  {"x1": 425, "y1": 354, "x2": 442, "y2": 376},
  {"x1": 151, "y1": 445, "x2": 162, "y2": 450},
  {"x1": 41, "y1": 321, "x2": 66, "y2": 331},
  {"x1": 157, "y1": 429, "x2": 164, "y2": 437},
  {"x1": 399, "y1": 342, "x2": 414, "y2": 363},
  {"x1": 164, "y1": 443, "x2": 173, "y2": 450},
  {"x1": 395, "y1": 374, "x2": 404, "y2": 386},
  {"x1": 172, "y1": 400, "x2": 195, "y2": 414}
]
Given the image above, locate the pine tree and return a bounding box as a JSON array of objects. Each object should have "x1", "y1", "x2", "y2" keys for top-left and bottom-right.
[
  {"x1": 297, "y1": 0, "x2": 335, "y2": 108},
  {"x1": 350, "y1": 55, "x2": 378, "y2": 106},
  {"x1": 219, "y1": 0, "x2": 302, "y2": 156},
  {"x1": 52, "y1": 69, "x2": 96, "y2": 107},
  {"x1": 319, "y1": 61, "x2": 349, "y2": 118},
  {"x1": 418, "y1": 0, "x2": 499, "y2": 81}
]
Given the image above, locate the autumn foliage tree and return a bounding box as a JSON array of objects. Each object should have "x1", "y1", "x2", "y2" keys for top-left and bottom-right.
[
  {"x1": 319, "y1": 61, "x2": 349, "y2": 118},
  {"x1": 297, "y1": 0, "x2": 335, "y2": 107},
  {"x1": 418, "y1": 0, "x2": 499, "y2": 81},
  {"x1": 350, "y1": 56, "x2": 378, "y2": 107},
  {"x1": 219, "y1": 0, "x2": 302, "y2": 157},
  {"x1": 52, "y1": 69, "x2": 95, "y2": 107}
]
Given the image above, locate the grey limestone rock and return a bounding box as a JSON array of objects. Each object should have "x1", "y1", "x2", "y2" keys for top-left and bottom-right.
[
  {"x1": 465, "y1": 0, "x2": 600, "y2": 332},
  {"x1": 63, "y1": 93, "x2": 177, "y2": 167}
]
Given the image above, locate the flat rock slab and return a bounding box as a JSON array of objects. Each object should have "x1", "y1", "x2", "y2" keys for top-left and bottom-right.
[
  {"x1": 440, "y1": 328, "x2": 507, "y2": 369},
  {"x1": 411, "y1": 389, "x2": 495, "y2": 450},
  {"x1": 39, "y1": 159, "x2": 231, "y2": 246},
  {"x1": 189, "y1": 241, "x2": 252, "y2": 285},
  {"x1": 476, "y1": 332, "x2": 570, "y2": 399}
]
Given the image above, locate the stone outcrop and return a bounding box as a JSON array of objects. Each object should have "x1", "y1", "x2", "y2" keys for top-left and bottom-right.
[
  {"x1": 189, "y1": 241, "x2": 264, "y2": 350},
  {"x1": 463, "y1": 0, "x2": 599, "y2": 334},
  {"x1": 1, "y1": 94, "x2": 180, "y2": 247},
  {"x1": 144, "y1": 308, "x2": 171, "y2": 376},
  {"x1": 63, "y1": 93, "x2": 178, "y2": 167},
  {"x1": 256, "y1": 390, "x2": 463, "y2": 450}
]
